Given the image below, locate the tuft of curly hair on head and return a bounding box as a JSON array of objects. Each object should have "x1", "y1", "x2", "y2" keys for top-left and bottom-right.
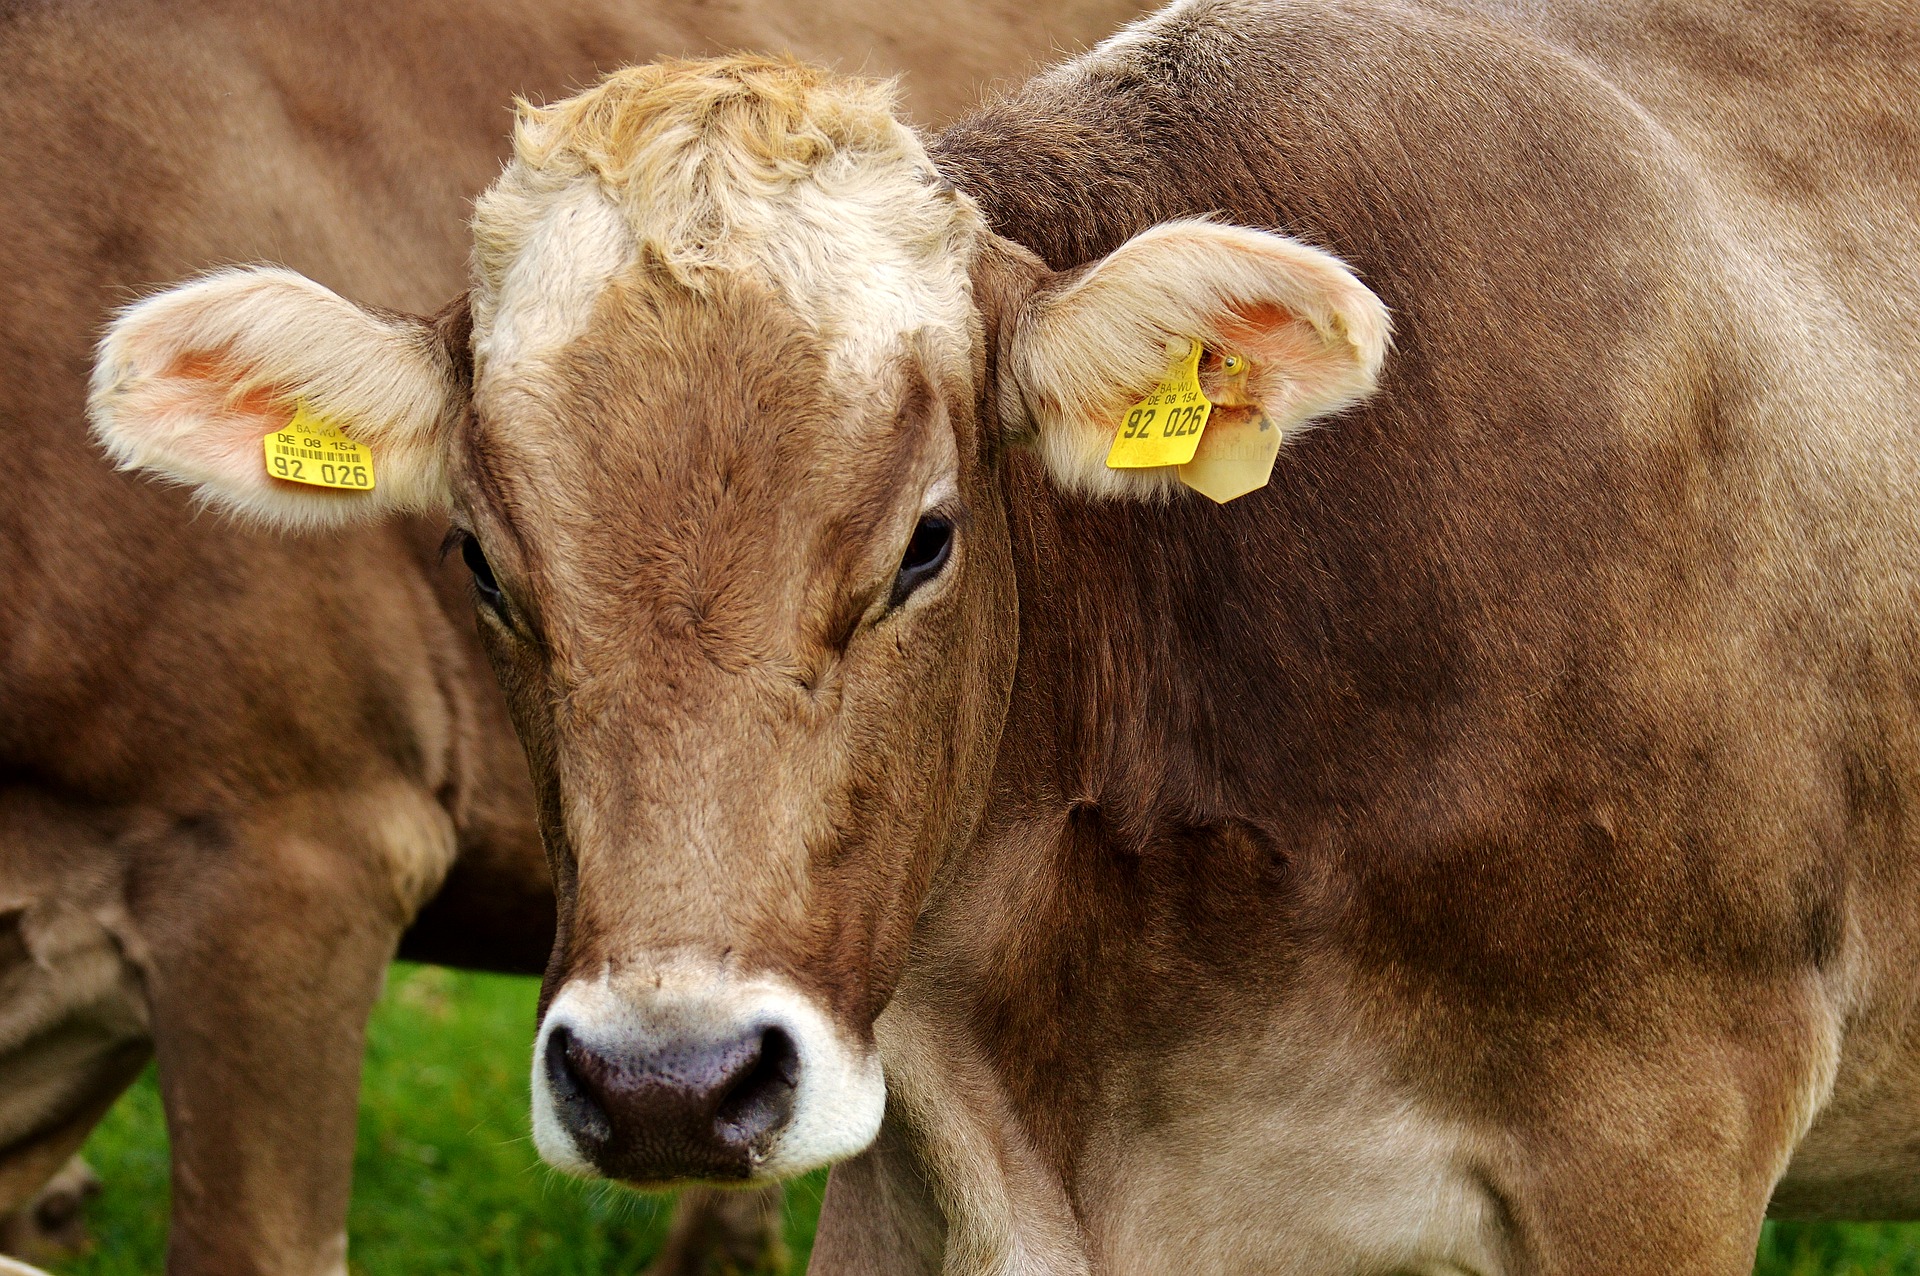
[
  {"x1": 473, "y1": 57, "x2": 935, "y2": 293},
  {"x1": 515, "y1": 56, "x2": 904, "y2": 189}
]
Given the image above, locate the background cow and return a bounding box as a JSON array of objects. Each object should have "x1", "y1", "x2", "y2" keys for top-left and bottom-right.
[
  {"x1": 0, "y1": 0, "x2": 1144, "y2": 1272},
  {"x1": 87, "y1": 0, "x2": 1920, "y2": 1271}
]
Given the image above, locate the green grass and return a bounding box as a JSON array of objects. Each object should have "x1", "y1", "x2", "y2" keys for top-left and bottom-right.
[
  {"x1": 58, "y1": 964, "x2": 823, "y2": 1275},
  {"x1": 1758, "y1": 1225, "x2": 1920, "y2": 1276},
  {"x1": 48, "y1": 962, "x2": 1920, "y2": 1274}
]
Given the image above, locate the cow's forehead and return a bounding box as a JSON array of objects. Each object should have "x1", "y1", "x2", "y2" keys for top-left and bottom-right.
[
  {"x1": 461, "y1": 267, "x2": 959, "y2": 675},
  {"x1": 466, "y1": 57, "x2": 985, "y2": 388}
]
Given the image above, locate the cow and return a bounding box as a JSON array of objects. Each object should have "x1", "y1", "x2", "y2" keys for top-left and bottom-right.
[
  {"x1": 0, "y1": 0, "x2": 1145, "y2": 1271},
  {"x1": 86, "y1": 0, "x2": 1920, "y2": 1270}
]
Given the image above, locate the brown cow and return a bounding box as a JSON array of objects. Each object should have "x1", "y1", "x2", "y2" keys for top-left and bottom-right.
[
  {"x1": 89, "y1": 0, "x2": 1920, "y2": 1270},
  {"x1": 0, "y1": 0, "x2": 1142, "y2": 1272}
]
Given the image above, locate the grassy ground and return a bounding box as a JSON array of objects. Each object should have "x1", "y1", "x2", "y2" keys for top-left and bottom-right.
[
  {"x1": 48, "y1": 963, "x2": 1920, "y2": 1274},
  {"x1": 56, "y1": 964, "x2": 823, "y2": 1276}
]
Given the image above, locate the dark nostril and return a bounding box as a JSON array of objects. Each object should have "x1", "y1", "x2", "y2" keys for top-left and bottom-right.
[
  {"x1": 544, "y1": 1021, "x2": 803, "y2": 1182},
  {"x1": 715, "y1": 1026, "x2": 800, "y2": 1147},
  {"x1": 546, "y1": 1025, "x2": 612, "y2": 1148}
]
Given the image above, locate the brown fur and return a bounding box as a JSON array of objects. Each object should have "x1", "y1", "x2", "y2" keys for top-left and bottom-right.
[
  {"x1": 458, "y1": 263, "x2": 1017, "y2": 1033},
  {"x1": 402, "y1": 2, "x2": 1920, "y2": 1272},
  {"x1": 922, "y1": 1, "x2": 1920, "y2": 1268},
  {"x1": 0, "y1": 0, "x2": 1144, "y2": 1271}
]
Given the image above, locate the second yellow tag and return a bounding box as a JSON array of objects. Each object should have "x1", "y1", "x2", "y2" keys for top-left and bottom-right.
[
  {"x1": 263, "y1": 402, "x2": 376, "y2": 491},
  {"x1": 1105, "y1": 340, "x2": 1213, "y2": 469}
]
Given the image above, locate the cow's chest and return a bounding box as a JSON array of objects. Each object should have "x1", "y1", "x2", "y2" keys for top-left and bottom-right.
[{"x1": 1075, "y1": 1009, "x2": 1507, "y2": 1276}]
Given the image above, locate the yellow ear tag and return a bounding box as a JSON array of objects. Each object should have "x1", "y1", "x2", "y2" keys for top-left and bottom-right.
[
  {"x1": 1178, "y1": 352, "x2": 1282, "y2": 504},
  {"x1": 263, "y1": 402, "x2": 376, "y2": 491},
  {"x1": 1105, "y1": 338, "x2": 1212, "y2": 469}
]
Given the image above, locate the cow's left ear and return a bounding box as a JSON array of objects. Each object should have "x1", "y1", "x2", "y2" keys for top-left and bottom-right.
[{"x1": 999, "y1": 219, "x2": 1389, "y2": 499}]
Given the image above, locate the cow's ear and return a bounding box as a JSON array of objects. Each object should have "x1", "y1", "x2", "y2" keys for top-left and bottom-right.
[
  {"x1": 1000, "y1": 220, "x2": 1389, "y2": 499},
  {"x1": 89, "y1": 267, "x2": 466, "y2": 528}
]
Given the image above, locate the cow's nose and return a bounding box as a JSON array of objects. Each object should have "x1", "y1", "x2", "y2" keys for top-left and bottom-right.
[{"x1": 544, "y1": 1022, "x2": 800, "y2": 1181}]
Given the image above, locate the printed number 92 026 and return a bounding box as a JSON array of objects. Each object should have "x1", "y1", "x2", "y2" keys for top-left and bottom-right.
[
  {"x1": 268, "y1": 452, "x2": 370, "y2": 488},
  {"x1": 1120, "y1": 403, "x2": 1209, "y2": 440}
]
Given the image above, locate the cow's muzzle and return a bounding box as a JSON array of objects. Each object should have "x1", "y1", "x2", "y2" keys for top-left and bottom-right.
[
  {"x1": 530, "y1": 968, "x2": 886, "y2": 1184},
  {"x1": 544, "y1": 1021, "x2": 799, "y2": 1180}
]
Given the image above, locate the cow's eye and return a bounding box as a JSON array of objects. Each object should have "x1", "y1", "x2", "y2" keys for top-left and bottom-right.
[
  {"x1": 461, "y1": 533, "x2": 505, "y2": 613},
  {"x1": 889, "y1": 514, "x2": 953, "y2": 608}
]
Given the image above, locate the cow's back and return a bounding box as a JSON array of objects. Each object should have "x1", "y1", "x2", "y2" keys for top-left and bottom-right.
[{"x1": 0, "y1": 0, "x2": 576, "y2": 821}]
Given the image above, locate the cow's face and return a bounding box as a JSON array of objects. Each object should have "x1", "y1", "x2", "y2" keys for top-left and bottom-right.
[
  {"x1": 88, "y1": 58, "x2": 1387, "y2": 1187},
  {"x1": 463, "y1": 267, "x2": 1016, "y2": 1184},
  {"x1": 450, "y1": 79, "x2": 1029, "y2": 1181}
]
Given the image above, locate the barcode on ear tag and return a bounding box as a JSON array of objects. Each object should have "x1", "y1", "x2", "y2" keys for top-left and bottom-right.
[
  {"x1": 263, "y1": 403, "x2": 376, "y2": 490},
  {"x1": 1106, "y1": 340, "x2": 1213, "y2": 469}
]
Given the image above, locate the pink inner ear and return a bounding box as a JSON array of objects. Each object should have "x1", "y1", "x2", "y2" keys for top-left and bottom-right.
[
  {"x1": 1220, "y1": 302, "x2": 1295, "y2": 341},
  {"x1": 1219, "y1": 301, "x2": 1350, "y2": 411},
  {"x1": 141, "y1": 350, "x2": 294, "y2": 487},
  {"x1": 163, "y1": 350, "x2": 284, "y2": 415},
  {"x1": 1219, "y1": 302, "x2": 1310, "y2": 366},
  {"x1": 1207, "y1": 305, "x2": 1296, "y2": 405}
]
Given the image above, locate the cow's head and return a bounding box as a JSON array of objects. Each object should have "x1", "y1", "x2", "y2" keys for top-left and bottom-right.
[{"x1": 89, "y1": 58, "x2": 1387, "y2": 1187}]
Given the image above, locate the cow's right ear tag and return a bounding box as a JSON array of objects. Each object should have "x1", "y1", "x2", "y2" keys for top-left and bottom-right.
[
  {"x1": 262, "y1": 402, "x2": 377, "y2": 491},
  {"x1": 1177, "y1": 406, "x2": 1282, "y2": 503},
  {"x1": 1106, "y1": 338, "x2": 1213, "y2": 469},
  {"x1": 1177, "y1": 351, "x2": 1283, "y2": 503}
]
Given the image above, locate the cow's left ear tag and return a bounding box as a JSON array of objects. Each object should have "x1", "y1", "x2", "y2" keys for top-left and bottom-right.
[
  {"x1": 1106, "y1": 338, "x2": 1213, "y2": 469},
  {"x1": 263, "y1": 402, "x2": 377, "y2": 491}
]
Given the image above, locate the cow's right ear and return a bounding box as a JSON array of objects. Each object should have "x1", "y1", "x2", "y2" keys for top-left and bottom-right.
[{"x1": 89, "y1": 267, "x2": 466, "y2": 529}]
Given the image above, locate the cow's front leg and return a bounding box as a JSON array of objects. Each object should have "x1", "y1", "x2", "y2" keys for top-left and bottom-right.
[
  {"x1": 808, "y1": 1121, "x2": 943, "y2": 1276},
  {"x1": 644, "y1": 1184, "x2": 789, "y2": 1275},
  {"x1": 140, "y1": 787, "x2": 454, "y2": 1276},
  {"x1": 0, "y1": 1157, "x2": 102, "y2": 1266},
  {"x1": 1487, "y1": 998, "x2": 1833, "y2": 1276}
]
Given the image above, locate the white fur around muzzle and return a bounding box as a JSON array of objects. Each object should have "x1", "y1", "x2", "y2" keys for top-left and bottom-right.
[{"x1": 531, "y1": 966, "x2": 885, "y2": 1181}]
